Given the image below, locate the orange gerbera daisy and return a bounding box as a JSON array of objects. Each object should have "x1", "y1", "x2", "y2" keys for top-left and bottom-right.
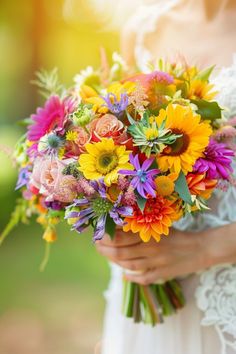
[
  {"x1": 123, "y1": 195, "x2": 181, "y2": 242},
  {"x1": 156, "y1": 104, "x2": 212, "y2": 174},
  {"x1": 186, "y1": 173, "x2": 217, "y2": 199}
]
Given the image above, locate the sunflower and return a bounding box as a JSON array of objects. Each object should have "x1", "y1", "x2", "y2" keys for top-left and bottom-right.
[
  {"x1": 78, "y1": 138, "x2": 133, "y2": 186},
  {"x1": 123, "y1": 196, "x2": 181, "y2": 242},
  {"x1": 156, "y1": 104, "x2": 212, "y2": 174}
]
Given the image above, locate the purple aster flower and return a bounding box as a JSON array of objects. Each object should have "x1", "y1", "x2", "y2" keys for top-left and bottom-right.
[
  {"x1": 194, "y1": 139, "x2": 234, "y2": 180},
  {"x1": 15, "y1": 167, "x2": 30, "y2": 190},
  {"x1": 65, "y1": 179, "x2": 133, "y2": 241},
  {"x1": 119, "y1": 154, "x2": 159, "y2": 198},
  {"x1": 101, "y1": 93, "x2": 129, "y2": 116}
]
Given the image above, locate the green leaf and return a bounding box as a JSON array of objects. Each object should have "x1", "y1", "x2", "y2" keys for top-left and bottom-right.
[
  {"x1": 105, "y1": 215, "x2": 116, "y2": 239},
  {"x1": 126, "y1": 111, "x2": 136, "y2": 125},
  {"x1": 136, "y1": 195, "x2": 147, "y2": 213},
  {"x1": 0, "y1": 198, "x2": 29, "y2": 246},
  {"x1": 142, "y1": 111, "x2": 150, "y2": 125},
  {"x1": 195, "y1": 65, "x2": 215, "y2": 81},
  {"x1": 174, "y1": 171, "x2": 192, "y2": 205},
  {"x1": 191, "y1": 99, "x2": 222, "y2": 120}
]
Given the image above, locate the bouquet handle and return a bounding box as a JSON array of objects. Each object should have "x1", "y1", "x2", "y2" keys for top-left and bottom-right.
[{"x1": 122, "y1": 271, "x2": 185, "y2": 325}]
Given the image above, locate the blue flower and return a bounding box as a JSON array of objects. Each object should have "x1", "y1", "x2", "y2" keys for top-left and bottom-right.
[
  {"x1": 15, "y1": 167, "x2": 30, "y2": 190},
  {"x1": 119, "y1": 154, "x2": 159, "y2": 198}
]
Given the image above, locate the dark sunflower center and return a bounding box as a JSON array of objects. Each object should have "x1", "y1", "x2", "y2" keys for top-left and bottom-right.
[
  {"x1": 96, "y1": 152, "x2": 118, "y2": 174},
  {"x1": 166, "y1": 129, "x2": 190, "y2": 156}
]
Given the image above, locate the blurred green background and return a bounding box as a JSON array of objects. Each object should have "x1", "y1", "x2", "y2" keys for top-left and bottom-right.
[{"x1": 0, "y1": 1, "x2": 120, "y2": 353}]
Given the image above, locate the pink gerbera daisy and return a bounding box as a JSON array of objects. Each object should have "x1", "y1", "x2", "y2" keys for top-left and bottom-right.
[{"x1": 27, "y1": 95, "x2": 76, "y2": 142}]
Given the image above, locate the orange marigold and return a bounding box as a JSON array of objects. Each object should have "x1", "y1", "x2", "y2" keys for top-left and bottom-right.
[{"x1": 123, "y1": 196, "x2": 181, "y2": 242}]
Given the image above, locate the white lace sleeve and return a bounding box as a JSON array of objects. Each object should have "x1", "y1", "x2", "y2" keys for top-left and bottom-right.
[{"x1": 195, "y1": 265, "x2": 236, "y2": 354}]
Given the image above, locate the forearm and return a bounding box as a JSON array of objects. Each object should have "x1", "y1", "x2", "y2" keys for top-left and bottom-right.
[{"x1": 202, "y1": 222, "x2": 236, "y2": 268}]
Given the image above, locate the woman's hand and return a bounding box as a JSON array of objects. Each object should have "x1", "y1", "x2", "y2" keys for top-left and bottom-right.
[{"x1": 96, "y1": 223, "x2": 236, "y2": 285}]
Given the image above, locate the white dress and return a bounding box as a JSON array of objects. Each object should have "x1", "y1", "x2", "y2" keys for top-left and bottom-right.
[{"x1": 101, "y1": 2, "x2": 236, "y2": 354}]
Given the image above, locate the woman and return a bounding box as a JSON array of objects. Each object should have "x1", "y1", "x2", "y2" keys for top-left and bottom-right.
[{"x1": 96, "y1": 1, "x2": 236, "y2": 353}]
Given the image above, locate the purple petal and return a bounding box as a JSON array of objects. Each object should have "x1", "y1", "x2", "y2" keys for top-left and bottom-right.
[
  {"x1": 144, "y1": 183, "x2": 156, "y2": 197},
  {"x1": 215, "y1": 163, "x2": 229, "y2": 179},
  {"x1": 77, "y1": 207, "x2": 94, "y2": 218},
  {"x1": 142, "y1": 158, "x2": 155, "y2": 171},
  {"x1": 73, "y1": 215, "x2": 90, "y2": 229},
  {"x1": 119, "y1": 170, "x2": 136, "y2": 176},
  {"x1": 74, "y1": 224, "x2": 88, "y2": 234},
  {"x1": 131, "y1": 177, "x2": 140, "y2": 189},
  {"x1": 65, "y1": 211, "x2": 80, "y2": 219},
  {"x1": 109, "y1": 210, "x2": 124, "y2": 226},
  {"x1": 137, "y1": 183, "x2": 146, "y2": 198},
  {"x1": 115, "y1": 206, "x2": 133, "y2": 217},
  {"x1": 129, "y1": 153, "x2": 135, "y2": 167},
  {"x1": 94, "y1": 215, "x2": 106, "y2": 242},
  {"x1": 73, "y1": 199, "x2": 89, "y2": 206},
  {"x1": 146, "y1": 169, "x2": 159, "y2": 177},
  {"x1": 133, "y1": 154, "x2": 141, "y2": 170}
]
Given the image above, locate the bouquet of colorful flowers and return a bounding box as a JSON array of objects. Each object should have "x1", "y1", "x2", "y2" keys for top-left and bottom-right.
[{"x1": 2, "y1": 53, "x2": 236, "y2": 325}]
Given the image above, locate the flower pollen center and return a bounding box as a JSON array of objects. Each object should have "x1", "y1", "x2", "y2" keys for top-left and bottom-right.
[
  {"x1": 96, "y1": 152, "x2": 118, "y2": 174},
  {"x1": 137, "y1": 169, "x2": 147, "y2": 183},
  {"x1": 92, "y1": 197, "x2": 113, "y2": 216}
]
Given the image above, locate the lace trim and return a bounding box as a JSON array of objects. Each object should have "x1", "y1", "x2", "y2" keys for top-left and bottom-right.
[{"x1": 196, "y1": 265, "x2": 236, "y2": 354}]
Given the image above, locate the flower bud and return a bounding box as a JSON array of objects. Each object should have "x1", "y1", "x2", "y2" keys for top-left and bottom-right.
[{"x1": 72, "y1": 107, "x2": 92, "y2": 127}]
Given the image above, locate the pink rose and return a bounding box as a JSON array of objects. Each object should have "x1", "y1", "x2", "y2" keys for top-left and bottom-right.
[
  {"x1": 30, "y1": 157, "x2": 78, "y2": 203},
  {"x1": 90, "y1": 114, "x2": 124, "y2": 142}
]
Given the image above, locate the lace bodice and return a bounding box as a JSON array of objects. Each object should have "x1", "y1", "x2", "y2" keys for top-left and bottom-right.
[{"x1": 128, "y1": 2, "x2": 236, "y2": 352}]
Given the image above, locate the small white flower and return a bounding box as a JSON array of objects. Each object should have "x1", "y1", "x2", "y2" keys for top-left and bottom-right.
[{"x1": 74, "y1": 66, "x2": 99, "y2": 90}]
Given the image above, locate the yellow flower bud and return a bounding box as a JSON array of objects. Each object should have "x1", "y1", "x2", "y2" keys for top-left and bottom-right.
[
  {"x1": 67, "y1": 217, "x2": 78, "y2": 226},
  {"x1": 43, "y1": 227, "x2": 57, "y2": 243},
  {"x1": 80, "y1": 85, "x2": 98, "y2": 100}
]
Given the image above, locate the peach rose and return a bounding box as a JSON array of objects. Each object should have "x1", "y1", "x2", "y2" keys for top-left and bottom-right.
[
  {"x1": 65, "y1": 127, "x2": 90, "y2": 157},
  {"x1": 90, "y1": 114, "x2": 124, "y2": 142},
  {"x1": 30, "y1": 157, "x2": 78, "y2": 203}
]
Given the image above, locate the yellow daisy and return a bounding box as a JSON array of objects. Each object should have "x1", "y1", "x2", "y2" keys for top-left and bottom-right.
[
  {"x1": 78, "y1": 138, "x2": 133, "y2": 186},
  {"x1": 156, "y1": 104, "x2": 212, "y2": 174},
  {"x1": 187, "y1": 79, "x2": 217, "y2": 100}
]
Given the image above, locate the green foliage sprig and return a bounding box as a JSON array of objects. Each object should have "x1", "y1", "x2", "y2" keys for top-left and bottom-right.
[
  {"x1": 0, "y1": 198, "x2": 30, "y2": 246},
  {"x1": 31, "y1": 68, "x2": 64, "y2": 99}
]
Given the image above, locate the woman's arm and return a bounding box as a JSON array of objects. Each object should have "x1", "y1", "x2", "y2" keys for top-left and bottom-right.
[{"x1": 96, "y1": 223, "x2": 236, "y2": 285}]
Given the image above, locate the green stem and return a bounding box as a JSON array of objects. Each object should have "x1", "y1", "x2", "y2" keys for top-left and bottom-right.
[
  {"x1": 156, "y1": 284, "x2": 175, "y2": 316},
  {"x1": 39, "y1": 242, "x2": 51, "y2": 272},
  {"x1": 133, "y1": 284, "x2": 142, "y2": 323},
  {"x1": 123, "y1": 281, "x2": 135, "y2": 318},
  {"x1": 168, "y1": 280, "x2": 186, "y2": 307},
  {"x1": 140, "y1": 286, "x2": 160, "y2": 326}
]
